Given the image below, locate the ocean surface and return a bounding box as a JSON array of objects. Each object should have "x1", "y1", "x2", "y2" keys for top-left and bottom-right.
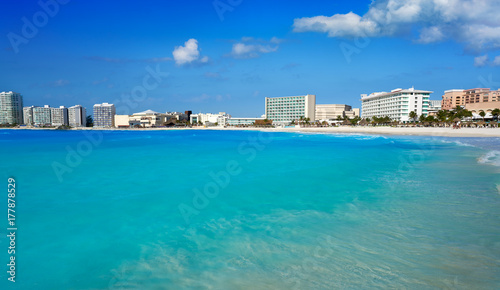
[{"x1": 1, "y1": 129, "x2": 500, "y2": 289}]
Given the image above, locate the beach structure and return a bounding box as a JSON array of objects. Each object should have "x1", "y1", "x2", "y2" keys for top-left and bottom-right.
[
  {"x1": 51, "y1": 106, "x2": 69, "y2": 126},
  {"x1": 190, "y1": 112, "x2": 230, "y2": 126},
  {"x1": 68, "y1": 105, "x2": 87, "y2": 127},
  {"x1": 227, "y1": 117, "x2": 265, "y2": 126},
  {"x1": 0, "y1": 91, "x2": 23, "y2": 125},
  {"x1": 315, "y1": 104, "x2": 359, "y2": 121},
  {"x1": 361, "y1": 87, "x2": 432, "y2": 122},
  {"x1": 93, "y1": 103, "x2": 116, "y2": 128},
  {"x1": 265, "y1": 94, "x2": 316, "y2": 125},
  {"x1": 33, "y1": 105, "x2": 52, "y2": 126}
]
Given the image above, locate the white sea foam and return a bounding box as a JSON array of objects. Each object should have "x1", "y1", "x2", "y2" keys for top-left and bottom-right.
[
  {"x1": 440, "y1": 139, "x2": 476, "y2": 148},
  {"x1": 478, "y1": 150, "x2": 500, "y2": 167}
]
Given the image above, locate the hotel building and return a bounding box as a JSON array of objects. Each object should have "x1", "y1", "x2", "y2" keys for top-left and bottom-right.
[
  {"x1": 33, "y1": 105, "x2": 52, "y2": 126},
  {"x1": 190, "y1": 112, "x2": 230, "y2": 126},
  {"x1": 93, "y1": 103, "x2": 116, "y2": 128},
  {"x1": 51, "y1": 106, "x2": 69, "y2": 126},
  {"x1": 0, "y1": 91, "x2": 23, "y2": 125},
  {"x1": 427, "y1": 100, "x2": 442, "y2": 116},
  {"x1": 315, "y1": 104, "x2": 359, "y2": 120},
  {"x1": 441, "y1": 88, "x2": 500, "y2": 115},
  {"x1": 265, "y1": 94, "x2": 316, "y2": 124},
  {"x1": 227, "y1": 117, "x2": 265, "y2": 126},
  {"x1": 361, "y1": 88, "x2": 431, "y2": 122},
  {"x1": 441, "y1": 89, "x2": 466, "y2": 110},
  {"x1": 23, "y1": 106, "x2": 37, "y2": 126},
  {"x1": 68, "y1": 105, "x2": 87, "y2": 127}
]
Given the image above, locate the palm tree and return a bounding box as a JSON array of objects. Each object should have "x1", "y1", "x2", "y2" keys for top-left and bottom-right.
[
  {"x1": 436, "y1": 110, "x2": 447, "y2": 122},
  {"x1": 492, "y1": 108, "x2": 500, "y2": 121},
  {"x1": 409, "y1": 111, "x2": 417, "y2": 123},
  {"x1": 479, "y1": 111, "x2": 486, "y2": 121}
]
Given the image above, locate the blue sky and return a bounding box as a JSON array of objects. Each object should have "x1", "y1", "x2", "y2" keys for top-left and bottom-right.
[{"x1": 1, "y1": 0, "x2": 500, "y2": 117}]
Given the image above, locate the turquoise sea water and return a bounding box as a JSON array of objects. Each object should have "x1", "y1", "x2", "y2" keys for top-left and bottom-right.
[{"x1": 1, "y1": 129, "x2": 500, "y2": 289}]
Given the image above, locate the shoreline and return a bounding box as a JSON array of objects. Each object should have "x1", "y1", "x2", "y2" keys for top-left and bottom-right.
[{"x1": 3, "y1": 126, "x2": 500, "y2": 137}]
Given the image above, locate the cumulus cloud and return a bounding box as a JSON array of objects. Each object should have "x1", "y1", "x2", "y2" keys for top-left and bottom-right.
[
  {"x1": 474, "y1": 54, "x2": 489, "y2": 67},
  {"x1": 293, "y1": 0, "x2": 500, "y2": 51},
  {"x1": 172, "y1": 39, "x2": 209, "y2": 65},
  {"x1": 230, "y1": 37, "x2": 280, "y2": 58}
]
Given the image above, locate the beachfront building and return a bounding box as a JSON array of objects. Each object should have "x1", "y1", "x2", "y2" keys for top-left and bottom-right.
[
  {"x1": 227, "y1": 117, "x2": 265, "y2": 126},
  {"x1": 441, "y1": 89, "x2": 466, "y2": 110},
  {"x1": 315, "y1": 104, "x2": 359, "y2": 120},
  {"x1": 33, "y1": 105, "x2": 52, "y2": 126},
  {"x1": 130, "y1": 110, "x2": 167, "y2": 128},
  {"x1": 265, "y1": 94, "x2": 316, "y2": 125},
  {"x1": 93, "y1": 103, "x2": 116, "y2": 128},
  {"x1": 0, "y1": 91, "x2": 23, "y2": 125},
  {"x1": 166, "y1": 112, "x2": 189, "y2": 122},
  {"x1": 441, "y1": 88, "x2": 500, "y2": 117},
  {"x1": 427, "y1": 100, "x2": 442, "y2": 116},
  {"x1": 361, "y1": 88, "x2": 432, "y2": 122},
  {"x1": 114, "y1": 115, "x2": 136, "y2": 128},
  {"x1": 190, "y1": 112, "x2": 230, "y2": 126},
  {"x1": 51, "y1": 106, "x2": 69, "y2": 126},
  {"x1": 23, "y1": 106, "x2": 37, "y2": 126},
  {"x1": 68, "y1": 105, "x2": 87, "y2": 127}
]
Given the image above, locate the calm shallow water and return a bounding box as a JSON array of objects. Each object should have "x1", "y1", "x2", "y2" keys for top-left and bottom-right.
[{"x1": 1, "y1": 129, "x2": 499, "y2": 289}]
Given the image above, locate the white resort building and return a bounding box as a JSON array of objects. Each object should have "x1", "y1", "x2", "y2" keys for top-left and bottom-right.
[
  {"x1": 0, "y1": 91, "x2": 23, "y2": 125},
  {"x1": 265, "y1": 94, "x2": 316, "y2": 124},
  {"x1": 361, "y1": 88, "x2": 432, "y2": 122},
  {"x1": 227, "y1": 117, "x2": 265, "y2": 126},
  {"x1": 93, "y1": 103, "x2": 116, "y2": 128},
  {"x1": 33, "y1": 105, "x2": 52, "y2": 126},
  {"x1": 190, "y1": 112, "x2": 230, "y2": 126},
  {"x1": 68, "y1": 105, "x2": 87, "y2": 127},
  {"x1": 315, "y1": 104, "x2": 359, "y2": 120},
  {"x1": 51, "y1": 106, "x2": 69, "y2": 126},
  {"x1": 23, "y1": 106, "x2": 37, "y2": 126}
]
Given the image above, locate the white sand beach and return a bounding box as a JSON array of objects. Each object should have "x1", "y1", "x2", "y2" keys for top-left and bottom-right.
[{"x1": 4, "y1": 126, "x2": 500, "y2": 137}]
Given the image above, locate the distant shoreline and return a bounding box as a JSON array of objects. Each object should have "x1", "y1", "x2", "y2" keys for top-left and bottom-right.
[{"x1": 3, "y1": 126, "x2": 500, "y2": 137}]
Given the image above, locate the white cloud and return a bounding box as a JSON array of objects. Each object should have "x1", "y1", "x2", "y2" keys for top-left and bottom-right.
[
  {"x1": 172, "y1": 39, "x2": 209, "y2": 65},
  {"x1": 474, "y1": 54, "x2": 489, "y2": 67},
  {"x1": 230, "y1": 37, "x2": 280, "y2": 58},
  {"x1": 493, "y1": 55, "x2": 500, "y2": 66},
  {"x1": 293, "y1": 0, "x2": 500, "y2": 50},
  {"x1": 418, "y1": 26, "x2": 445, "y2": 43}
]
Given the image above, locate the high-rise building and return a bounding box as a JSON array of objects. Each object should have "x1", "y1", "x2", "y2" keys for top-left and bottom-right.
[
  {"x1": 265, "y1": 94, "x2": 316, "y2": 124},
  {"x1": 0, "y1": 91, "x2": 23, "y2": 125},
  {"x1": 23, "y1": 106, "x2": 37, "y2": 126},
  {"x1": 33, "y1": 105, "x2": 52, "y2": 126},
  {"x1": 93, "y1": 103, "x2": 116, "y2": 127},
  {"x1": 68, "y1": 105, "x2": 87, "y2": 127},
  {"x1": 51, "y1": 106, "x2": 69, "y2": 126},
  {"x1": 361, "y1": 88, "x2": 432, "y2": 122}
]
